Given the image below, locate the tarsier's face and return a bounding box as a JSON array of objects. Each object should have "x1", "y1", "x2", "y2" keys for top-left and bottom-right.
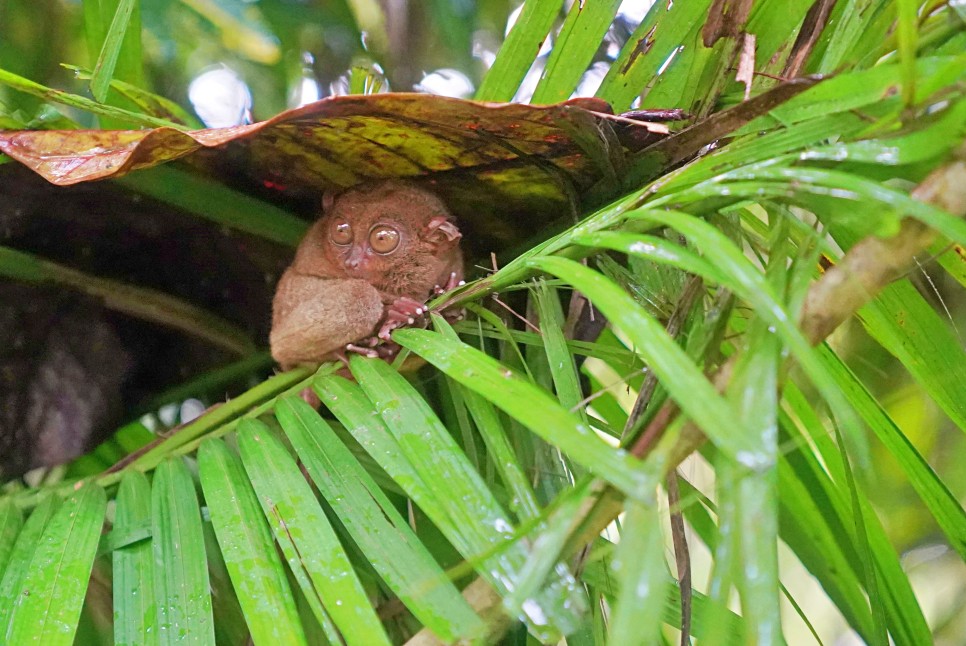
[
  {"x1": 324, "y1": 214, "x2": 409, "y2": 278},
  {"x1": 300, "y1": 181, "x2": 462, "y2": 296}
]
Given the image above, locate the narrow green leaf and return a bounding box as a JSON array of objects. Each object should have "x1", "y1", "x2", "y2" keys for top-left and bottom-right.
[
  {"x1": 201, "y1": 520, "x2": 252, "y2": 646},
  {"x1": 815, "y1": 0, "x2": 888, "y2": 73},
  {"x1": 237, "y1": 419, "x2": 392, "y2": 646},
  {"x1": 0, "y1": 66, "x2": 181, "y2": 129},
  {"x1": 858, "y1": 280, "x2": 966, "y2": 438},
  {"x1": 755, "y1": 58, "x2": 954, "y2": 126},
  {"x1": 606, "y1": 502, "x2": 669, "y2": 646},
  {"x1": 321, "y1": 375, "x2": 461, "y2": 502},
  {"x1": 83, "y1": 0, "x2": 108, "y2": 64},
  {"x1": 793, "y1": 99, "x2": 966, "y2": 169},
  {"x1": 715, "y1": 166, "x2": 966, "y2": 245},
  {"x1": 0, "y1": 245, "x2": 45, "y2": 282},
  {"x1": 5, "y1": 486, "x2": 106, "y2": 646},
  {"x1": 607, "y1": 212, "x2": 868, "y2": 465},
  {"x1": 463, "y1": 302, "x2": 532, "y2": 373},
  {"x1": 0, "y1": 496, "x2": 61, "y2": 630},
  {"x1": 828, "y1": 432, "x2": 931, "y2": 645},
  {"x1": 504, "y1": 478, "x2": 594, "y2": 615},
  {"x1": 531, "y1": 0, "x2": 622, "y2": 104},
  {"x1": 777, "y1": 402, "x2": 877, "y2": 640},
  {"x1": 274, "y1": 396, "x2": 486, "y2": 643},
  {"x1": 818, "y1": 345, "x2": 966, "y2": 561},
  {"x1": 391, "y1": 326, "x2": 655, "y2": 498},
  {"x1": 779, "y1": 393, "x2": 931, "y2": 644},
  {"x1": 522, "y1": 256, "x2": 756, "y2": 461},
  {"x1": 347, "y1": 355, "x2": 583, "y2": 640},
  {"x1": 532, "y1": 279, "x2": 586, "y2": 420},
  {"x1": 728, "y1": 321, "x2": 781, "y2": 645},
  {"x1": 583, "y1": 552, "x2": 745, "y2": 642},
  {"x1": 64, "y1": 66, "x2": 201, "y2": 127},
  {"x1": 0, "y1": 500, "x2": 23, "y2": 579},
  {"x1": 573, "y1": 230, "x2": 730, "y2": 285},
  {"x1": 113, "y1": 472, "x2": 156, "y2": 646},
  {"x1": 456, "y1": 384, "x2": 542, "y2": 520},
  {"x1": 678, "y1": 113, "x2": 868, "y2": 188},
  {"x1": 747, "y1": 0, "x2": 817, "y2": 75},
  {"x1": 831, "y1": 425, "x2": 889, "y2": 645},
  {"x1": 197, "y1": 439, "x2": 308, "y2": 646},
  {"x1": 436, "y1": 374, "x2": 483, "y2": 473},
  {"x1": 453, "y1": 316, "x2": 639, "y2": 368},
  {"x1": 152, "y1": 458, "x2": 214, "y2": 646},
  {"x1": 638, "y1": 16, "x2": 713, "y2": 114},
  {"x1": 313, "y1": 375, "x2": 434, "y2": 504},
  {"x1": 476, "y1": 0, "x2": 562, "y2": 102},
  {"x1": 705, "y1": 459, "x2": 743, "y2": 645},
  {"x1": 596, "y1": 0, "x2": 713, "y2": 111},
  {"x1": 90, "y1": 0, "x2": 137, "y2": 102}
]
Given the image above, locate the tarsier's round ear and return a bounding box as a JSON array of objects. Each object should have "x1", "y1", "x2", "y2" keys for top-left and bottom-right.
[
  {"x1": 423, "y1": 216, "x2": 462, "y2": 246},
  {"x1": 322, "y1": 191, "x2": 336, "y2": 212}
]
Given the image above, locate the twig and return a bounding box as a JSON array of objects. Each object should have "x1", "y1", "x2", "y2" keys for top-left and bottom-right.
[
  {"x1": 491, "y1": 294, "x2": 542, "y2": 334},
  {"x1": 667, "y1": 470, "x2": 693, "y2": 646},
  {"x1": 621, "y1": 276, "x2": 704, "y2": 443}
]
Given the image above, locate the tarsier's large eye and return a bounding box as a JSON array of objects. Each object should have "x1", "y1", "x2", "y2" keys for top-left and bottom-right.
[
  {"x1": 369, "y1": 224, "x2": 400, "y2": 254},
  {"x1": 330, "y1": 221, "x2": 352, "y2": 245}
]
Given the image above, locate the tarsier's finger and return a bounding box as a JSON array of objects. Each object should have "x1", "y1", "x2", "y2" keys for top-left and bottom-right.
[
  {"x1": 378, "y1": 319, "x2": 406, "y2": 341},
  {"x1": 389, "y1": 296, "x2": 426, "y2": 318},
  {"x1": 345, "y1": 343, "x2": 380, "y2": 358},
  {"x1": 444, "y1": 271, "x2": 465, "y2": 292},
  {"x1": 433, "y1": 272, "x2": 466, "y2": 296},
  {"x1": 374, "y1": 343, "x2": 400, "y2": 359},
  {"x1": 385, "y1": 310, "x2": 415, "y2": 325}
]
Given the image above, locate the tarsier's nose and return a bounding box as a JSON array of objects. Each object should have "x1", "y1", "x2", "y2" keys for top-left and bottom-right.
[{"x1": 344, "y1": 248, "x2": 363, "y2": 269}]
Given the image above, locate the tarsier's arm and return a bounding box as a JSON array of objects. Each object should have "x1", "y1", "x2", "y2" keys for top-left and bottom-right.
[
  {"x1": 374, "y1": 259, "x2": 464, "y2": 342},
  {"x1": 269, "y1": 269, "x2": 384, "y2": 369}
]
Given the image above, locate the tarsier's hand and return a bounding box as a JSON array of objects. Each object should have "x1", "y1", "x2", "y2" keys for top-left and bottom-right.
[
  {"x1": 378, "y1": 270, "x2": 467, "y2": 340},
  {"x1": 378, "y1": 296, "x2": 428, "y2": 342}
]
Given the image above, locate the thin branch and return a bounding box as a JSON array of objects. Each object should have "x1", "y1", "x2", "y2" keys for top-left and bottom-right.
[
  {"x1": 622, "y1": 276, "x2": 704, "y2": 443},
  {"x1": 782, "y1": 0, "x2": 838, "y2": 79},
  {"x1": 491, "y1": 294, "x2": 542, "y2": 334},
  {"x1": 667, "y1": 470, "x2": 693, "y2": 646},
  {"x1": 801, "y1": 152, "x2": 966, "y2": 342}
]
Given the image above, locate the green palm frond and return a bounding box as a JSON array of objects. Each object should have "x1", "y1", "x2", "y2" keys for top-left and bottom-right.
[{"x1": 2, "y1": 0, "x2": 966, "y2": 644}]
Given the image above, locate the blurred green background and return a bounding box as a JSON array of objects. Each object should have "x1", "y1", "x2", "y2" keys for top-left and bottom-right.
[{"x1": 0, "y1": 0, "x2": 652, "y2": 126}]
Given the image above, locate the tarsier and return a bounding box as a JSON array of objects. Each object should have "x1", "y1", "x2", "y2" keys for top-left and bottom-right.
[{"x1": 270, "y1": 181, "x2": 464, "y2": 369}]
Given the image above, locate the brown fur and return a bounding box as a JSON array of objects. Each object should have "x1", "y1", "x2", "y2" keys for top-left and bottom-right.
[{"x1": 270, "y1": 181, "x2": 463, "y2": 368}]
